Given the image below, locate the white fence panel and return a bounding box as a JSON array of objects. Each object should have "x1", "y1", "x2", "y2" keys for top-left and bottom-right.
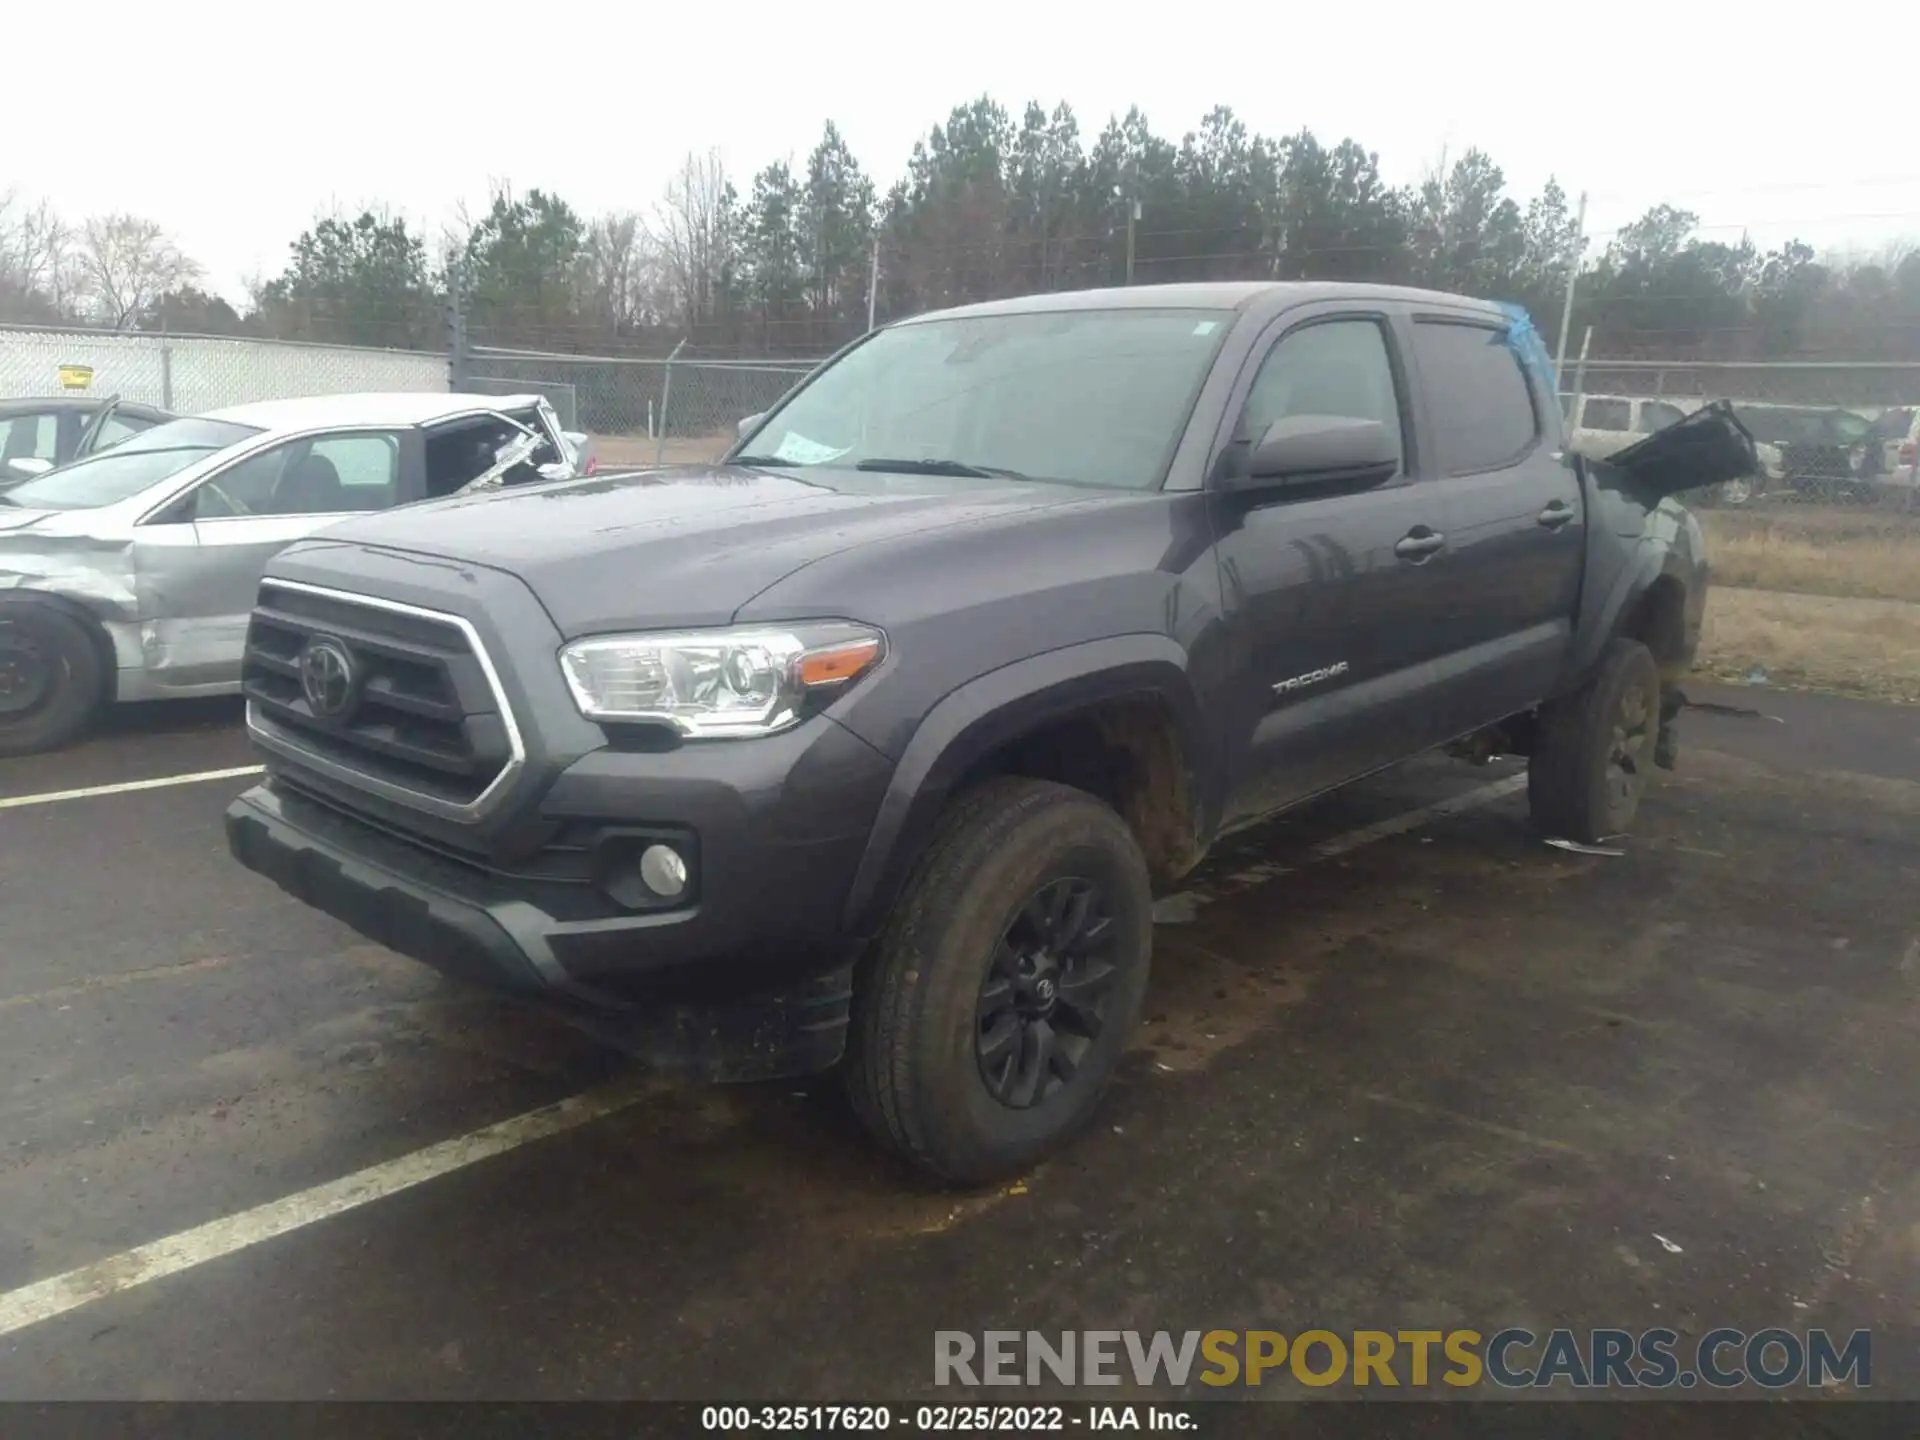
[{"x1": 0, "y1": 327, "x2": 448, "y2": 413}]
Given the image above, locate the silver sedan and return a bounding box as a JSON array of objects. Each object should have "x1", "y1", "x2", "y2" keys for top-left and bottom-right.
[{"x1": 0, "y1": 390, "x2": 582, "y2": 754}]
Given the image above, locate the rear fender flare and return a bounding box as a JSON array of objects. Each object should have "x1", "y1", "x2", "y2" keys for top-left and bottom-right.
[
  {"x1": 839, "y1": 634, "x2": 1209, "y2": 939},
  {"x1": 1558, "y1": 538, "x2": 1690, "y2": 691}
]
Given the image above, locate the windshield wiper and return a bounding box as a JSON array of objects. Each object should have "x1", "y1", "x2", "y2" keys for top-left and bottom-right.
[
  {"x1": 854, "y1": 457, "x2": 1033, "y2": 480},
  {"x1": 732, "y1": 454, "x2": 798, "y2": 467}
]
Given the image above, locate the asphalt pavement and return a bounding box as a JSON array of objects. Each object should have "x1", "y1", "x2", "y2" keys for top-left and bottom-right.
[{"x1": 0, "y1": 684, "x2": 1913, "y2": 1402}]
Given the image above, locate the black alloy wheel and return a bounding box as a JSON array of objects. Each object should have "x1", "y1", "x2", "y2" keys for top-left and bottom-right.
[{"x1": 975, "y1": 876, "x2": 1120, "y2": 1109}]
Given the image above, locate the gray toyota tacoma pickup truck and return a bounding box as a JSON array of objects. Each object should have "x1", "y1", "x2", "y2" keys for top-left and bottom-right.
[{"x1": 224, "y1": 282, "x2": 1754, "y2": 1185}]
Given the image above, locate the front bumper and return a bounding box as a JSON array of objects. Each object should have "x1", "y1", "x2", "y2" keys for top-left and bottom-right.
[{"x1": 225, "y1": 720, "x2": 889, "y2": 1080}]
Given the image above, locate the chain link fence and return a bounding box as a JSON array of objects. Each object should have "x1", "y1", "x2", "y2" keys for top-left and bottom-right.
[
  {"x1": 0, "y1": 324, "x2": 447, "y2": 413},
  {"x1": 468, "y1": 346, "x2": 819, "y2": 467}
]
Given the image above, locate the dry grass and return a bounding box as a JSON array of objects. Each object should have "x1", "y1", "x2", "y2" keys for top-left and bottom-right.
[
  {"x1": 1697, "y1": 587, "x2": 1920, "y2": 703},
  {"x1": 1700, "y1": 507, "x2": 1920, "y2": 605}
]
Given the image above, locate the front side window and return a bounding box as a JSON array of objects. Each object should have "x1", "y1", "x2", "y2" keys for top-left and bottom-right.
[
  {"x1": 1411, "y1": 321, "x2": 1540, "y2": 474},
  {"x1": 188, "y1": 432, "x2": 401, "y2": 519},
  {"x1": 3, "y1": 416, "x2": 262, "y2": 510},
  {"x1": 739, "y1": 307, "x2": 1234, "y2": 490},
  {"x1": 1235, "y1": 318, "x2": 1406, "y2": 477}
]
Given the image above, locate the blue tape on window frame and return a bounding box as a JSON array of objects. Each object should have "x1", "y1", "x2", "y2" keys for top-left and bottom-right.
[{"x1": 1497, "y1": 301, "x2": 1559, "y2": 395}]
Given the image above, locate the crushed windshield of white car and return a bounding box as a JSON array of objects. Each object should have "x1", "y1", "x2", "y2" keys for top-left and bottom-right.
[
  {"x1": 2, "y1": 417, "x2": 263, "y2": 509},
  {"x1": 738, "y1": 308, "x2": 1234, "y2": 489}
]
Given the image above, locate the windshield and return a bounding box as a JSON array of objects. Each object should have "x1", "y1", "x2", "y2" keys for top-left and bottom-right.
[
  {"x1": 5, "y1": 417, "x2": 263, "y2": 510},
  {"x1": 739, "y1": 307, "x2": 1234, "y2": 489}
]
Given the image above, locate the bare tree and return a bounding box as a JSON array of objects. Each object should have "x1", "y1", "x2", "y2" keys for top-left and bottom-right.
[
  {"x1": 0, "y1": 191, "x2": 80, "y2": 321},
  {"x1": 573, "y1": 213, "x2": 667, "y2": 333},
  {"x1": 647, "y1": 149, "x2": 736, "y2": 334},
  {"x1": 77, "y1": 214, "x2": 200, "y2": 329}
]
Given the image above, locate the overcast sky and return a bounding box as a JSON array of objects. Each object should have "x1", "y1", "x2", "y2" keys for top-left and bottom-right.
[{"x1": 12, "y1": 0, "x2": 1915, "y2": 300}]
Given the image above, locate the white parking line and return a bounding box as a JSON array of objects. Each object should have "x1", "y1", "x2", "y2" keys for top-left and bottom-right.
[
  {"x1": 0, "y1": 773, "x2": 1527, "y2": 1339},
  {"x1": 0, "y1": 1080, "x2": 656, "y2": 1339},
  {"x1": 0, "y1": 765, "x2": 264, "y2": 812},
  {"x1": 0, "y1": 956, "x2": 232, "y2": 1013}
]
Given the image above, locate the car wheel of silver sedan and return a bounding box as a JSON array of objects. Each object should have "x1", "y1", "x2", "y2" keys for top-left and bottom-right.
[{"x1": 0, "y1": 599, "x2": 106, "y2": 756}]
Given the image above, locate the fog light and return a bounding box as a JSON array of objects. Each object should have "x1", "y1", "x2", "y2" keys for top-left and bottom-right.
[{"x1": 639, "y1": 843, "x2": 688, "y2": 898}]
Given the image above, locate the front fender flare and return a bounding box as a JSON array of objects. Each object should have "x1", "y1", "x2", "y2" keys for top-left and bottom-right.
[{"x1": 839, "y1": 634, "x2": 1209, "y2": 939}]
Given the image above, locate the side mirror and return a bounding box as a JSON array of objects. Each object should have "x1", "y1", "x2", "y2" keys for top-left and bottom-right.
[
  {"x1": 1221, "y1": 415, "x2": 1399, "y2": 492},
  {"x1": 7, "y1": 457, "x2": 54, "y2": 478},
  {"x1": 536, "y1": 461, "x2": 573, "y2": 482},
  {"x1": 737, "y1": 412, "x2": 768, "y2": 441}
]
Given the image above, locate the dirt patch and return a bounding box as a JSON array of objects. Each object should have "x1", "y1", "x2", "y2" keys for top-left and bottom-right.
[
  {"x1": 1701, "y1": 507, "x2": 1920, "y2": 604},
  {"x1": 1696, "y1": 586, "x2": 1920, "y2": 703},
  {"x1": 591, "y1": 433, "x2": 732, "y2": 468}
]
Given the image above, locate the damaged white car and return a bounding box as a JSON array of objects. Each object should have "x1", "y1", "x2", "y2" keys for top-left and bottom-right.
[{"x1": 0, "y1": 391, "x2": 581, "y2": 754}]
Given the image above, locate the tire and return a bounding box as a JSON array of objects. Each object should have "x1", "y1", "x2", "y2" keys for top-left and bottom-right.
[
  {"x1": 845, "y1": 776, "x2": 1153, "y2": 1186},
  {"x1": 1527, "y1": 638, "x2": 1661, "y2": 845},
  {"x1": 1716, "y1": 475, "x2": 1755, "y2": 507},
  {"x1": 0, "y1": 599, "x2": 106, "y2": 756}
]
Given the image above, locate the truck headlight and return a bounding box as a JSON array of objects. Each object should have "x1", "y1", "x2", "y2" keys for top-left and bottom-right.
[{"x1": 558, "y1": 622, "x2": 886, "y2": 737}]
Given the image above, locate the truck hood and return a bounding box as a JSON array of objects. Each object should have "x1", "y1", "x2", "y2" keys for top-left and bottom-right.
[{"x1": 300, "y1": 463, "x2": 1096, "y2": 634}]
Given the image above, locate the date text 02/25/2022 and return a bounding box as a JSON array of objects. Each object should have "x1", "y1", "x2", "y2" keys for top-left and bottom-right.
[{"x1": 700, "y1": 1404, "x2": 1193, "y2": 1431}]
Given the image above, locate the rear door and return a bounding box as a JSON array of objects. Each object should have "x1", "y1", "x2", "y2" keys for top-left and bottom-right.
[
  {"x1": 132, "y1": 430, "x2": 416, "y2": 690},
  {"x1": 1210, "y1": 304, "x2": 1457, "y2": 823},
  {"x1": 1404, "y1": 312, "x2": 1585, "y2": 738}
]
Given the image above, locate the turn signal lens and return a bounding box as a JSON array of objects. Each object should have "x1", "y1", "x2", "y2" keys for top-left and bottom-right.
[{"x1": 797, "y1": 638, "x2": 884, "y2": 688}]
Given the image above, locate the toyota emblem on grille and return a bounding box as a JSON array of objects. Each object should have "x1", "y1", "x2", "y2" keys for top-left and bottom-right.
[{"x1": 298, "y1": 636, "x2": 357, "y2": 718}]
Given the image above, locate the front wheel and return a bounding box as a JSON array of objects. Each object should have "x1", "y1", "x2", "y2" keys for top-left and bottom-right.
[
  {"x1": 845, "y1": 777, "x2": 1153, "y2": 1186},
  {"x1": 1527, "y1": 638, "x2": 1661, "y2": 844},
  {"x1": 0, "y1": 600, "x2": 105, "y2": 756}
]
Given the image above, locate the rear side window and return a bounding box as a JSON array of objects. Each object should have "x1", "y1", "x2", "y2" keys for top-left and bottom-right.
[
  {"x1": 1581, "y1": 398, "x2": 1631, "y2": 431},
  {"x1": 95, "y1": 413, "x2": 157, "y2": 449},
  {"x1": 1637, "y1": 401, "x2": 1689, "y2": 434},
  {"x1": 1411, "y1": 321, "x2": 1539, "y2": 474},
  {"x1": 0, "y1": 412, "x2": 60, "y2": 463}
]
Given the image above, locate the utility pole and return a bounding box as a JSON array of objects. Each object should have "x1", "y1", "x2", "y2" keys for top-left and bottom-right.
[
  {"x1": 447, "y1": 256, "x2": 469, "y2": 391},
  {"x1": 867, "y1": 235, "x2": 880, "y2": 332},
  {"x1": 1125, "y1": 199, "x2": 1142, "y2": 286},
  {"x1": 1552, "y1": 190, "x2": 1589, "y2": 385}
]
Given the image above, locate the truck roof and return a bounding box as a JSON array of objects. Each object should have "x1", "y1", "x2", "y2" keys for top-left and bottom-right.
[{"x1": 905, "y1": 281, "x2": 1506, "y2": 325}]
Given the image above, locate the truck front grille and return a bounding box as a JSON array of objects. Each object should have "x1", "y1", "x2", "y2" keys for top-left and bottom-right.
[{"x1": 243, "y1": 580, "x2": 523, "y2": 820}]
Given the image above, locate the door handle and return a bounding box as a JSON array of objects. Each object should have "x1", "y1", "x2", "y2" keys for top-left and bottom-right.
[
  {"x1": 1537, "y1": 500, "x2": 1575, "y2": 529},
  {"x1": 1394, "y1": 528, "x2": 1445, "y2": 561}
]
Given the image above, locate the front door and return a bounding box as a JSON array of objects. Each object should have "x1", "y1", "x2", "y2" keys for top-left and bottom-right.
[
  {"x1": 132, "y1": 430, "x2": 410, "y2": 691},
  {"x1": 1209, "y1": 310, "x2": 1456, "y2": 824}
]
